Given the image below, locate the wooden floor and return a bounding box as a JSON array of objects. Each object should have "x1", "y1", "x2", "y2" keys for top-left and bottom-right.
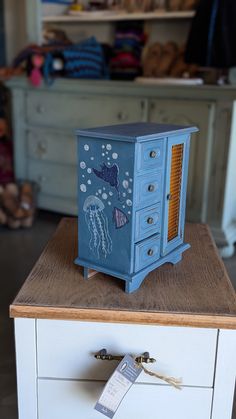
[{"x1": 0, "y1": 211, "x2": 235, "y2": 419}]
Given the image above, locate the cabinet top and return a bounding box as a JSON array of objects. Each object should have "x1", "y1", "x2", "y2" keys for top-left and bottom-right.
[
  {"x1": 77, "y1": 122, "x2": 198, "y2": 143},
  {"x1": 10, "y1": 219, "x2": 236, "y2": 329}
]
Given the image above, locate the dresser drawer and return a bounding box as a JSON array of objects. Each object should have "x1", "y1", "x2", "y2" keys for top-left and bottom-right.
[
  {"x1": 135, "y1": 172, "x2": 162, "y2": 208},
  {"x1": 134, "y1": 234, "x2": 160, "y2": 272},
  {"x1": 134, "y1": 203, "x2": 161, "y2": 242},
  {"x1": 28, "y1": 160, "x2": 77, "y2": 199},
  {"x1": 27, "y1": 129, "x2": 77, "y2": 165},
  {"x1": 38, "y1": 379, "x2": 212, "y2": 419},
  {"x1": 37, "y1": 320, "x2": 217, "y2": 387},
  {"x1": 136, "y1": 139, "x2": 165, "y2": 173},
  {"x1": 26, "y1": 91, "x2": 144, "y2": 128}
]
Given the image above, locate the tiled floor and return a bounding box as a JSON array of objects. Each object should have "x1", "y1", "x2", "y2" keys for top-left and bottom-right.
[{"x1": 0, "y1": 211, "x2": 235, "y2": 419}]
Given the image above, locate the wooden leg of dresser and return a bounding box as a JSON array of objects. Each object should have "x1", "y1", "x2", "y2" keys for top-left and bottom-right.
[{"x1": 211, "y1": 329, "x2": 236, "y2": 419}]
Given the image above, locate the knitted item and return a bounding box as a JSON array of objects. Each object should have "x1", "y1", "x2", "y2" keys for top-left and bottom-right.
[{"x1": 111, "y1": 21, "x2": 145, "y2": 80}]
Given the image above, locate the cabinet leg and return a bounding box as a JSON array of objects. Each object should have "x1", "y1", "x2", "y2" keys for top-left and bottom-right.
[
  {"x1": 125, "y1": 273, "x2": 147, "y2": 294},
  {"x1": 169, "y1": 253, "x2": 182, "y2": 265}
]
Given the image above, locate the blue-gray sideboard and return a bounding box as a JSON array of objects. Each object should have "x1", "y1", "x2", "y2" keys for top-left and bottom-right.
[{"x1": 7, "y1": 77, "x2": 236, "y2": 256}]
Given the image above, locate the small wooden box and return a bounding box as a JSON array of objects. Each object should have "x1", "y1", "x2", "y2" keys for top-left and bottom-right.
[{"x1": 75, "y1": 122, "x2": 198, "y2": 292}]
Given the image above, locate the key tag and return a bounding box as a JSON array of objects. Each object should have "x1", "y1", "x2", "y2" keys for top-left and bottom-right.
[{"x1": 95, "y1": 354, "x2": 142, "y2": 418}]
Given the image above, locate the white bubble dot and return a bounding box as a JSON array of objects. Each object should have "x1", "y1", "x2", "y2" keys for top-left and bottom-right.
[
  {"x1": 112, "y1": 152, "x2": 118, "y2": 160},
  {"x1": 108, "y1": 162, "x2": 111, "y2": 165},
  {"x1": 80, "y1": 184, "x2": 87, "y2": 192},
  {"x1": 128, "y1": 211, "x2": 131, "y2": 215},
  {"x1": 98, "y1": 189, "x2": 102, "y2": 194},
  {"x1": 87, "y1": 180, "x2": 91, "y2": 185},
  {"x1": 90, "y1": 156, "x2": 94, "y2": 160},
  {"x1": 102, "y1": 193, "x2": 108, "y2": 200},
  {"x1": 84, "y1": 144, "x2": 89, "y2": 151},
  {"x1": 82, "y1": 174, "x2": 85, "y2": 178},
  {"x1": 105, "y1": 151, "x2": 108, "y2": 155},
  {"x1": 128, "y1": 188, "x2": 132, "y2": 194},
  {"x1": 107, "y1": 157, "x2": 110, "y2": 161},
  {"x1": 106, "y1": 144, "x2": 112, "y2": 151},
  {"x1": 122, "y1": 205, "x2": 125, "y2": 209},
  {"x1": 102, "y1": 145, "x2": 105, "y2": 149},
  {"x1": 87, "y1": 168, "x2": 92, "y2": 174},
  {"x1": 102, "y1": 153, "x2": 105, "y2": 156},
  {"x1": 129, "y1": 178, "x2": 133, "y2": 182},
  {"x1": 126, "y1": 199, "x2": 132, "y2": 207},
  {"x1": 122, "y1": 180, "x2": 129, "y2": 189},
  {"x1": 122, "y1": 192, "x2": 126, "y2": 197},
  {"x1": 125, "y1": 171, "x2": 129, "y2": 176},
  {"x1": 103, "y1": 187, "x2": 106, "y2": 190},
  {"x1": 96, "y1": 192, "x2": 98, "y2": 196},
  {"x1": 108, "y1": 201, "x2": 111, "y2": 206},
  {"x1": 109, "y1": 191, "x2": 113, "y2": 196},
  {"x1": 80, "y1": 161, "x2": 86, "y2": 169}
]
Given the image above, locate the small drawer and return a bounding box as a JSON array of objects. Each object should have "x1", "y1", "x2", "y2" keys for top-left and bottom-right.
[
  {"x1": 134, "y1": 234, "x2": 160, "y2": 272},
  {"x1": 37, "y1": 320, "x2": 217, "y2": 387},
  {"x1": 135, "y1": 172, "x2": 162, "y2": 207},
  {"x1": 134, "y1": 203, "x2": 161, "y2": 242},
  {"x1": 136, "y1": 139, "x2": 164, "y2": 173}
]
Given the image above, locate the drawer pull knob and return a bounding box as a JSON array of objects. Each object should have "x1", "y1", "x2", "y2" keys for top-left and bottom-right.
[
  {"x1": 147, "y1": 217, "x2": 154, "y2": 225},
  {"x1": 150, "y1": 150, "x2": 157, "y2": 158},
  {"x1": 167, "y1": 193, "x2": 172, "y2": 200},
  {"x1": 148, "y1": 184, "x2": 155, "y2": 192},
  {"x1": 94, "y1": 349, "x2": 156, "y2": 364},
  {"x1": 36, "y1": 105, "x2": 45, "y2": 114},
  {"x1": 147, "y1": 249, "x2": 154, "y2": 256}
]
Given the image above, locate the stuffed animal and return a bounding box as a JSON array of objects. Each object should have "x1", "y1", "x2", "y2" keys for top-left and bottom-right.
[
  {"x1": 143, "y1": 43, "x2": 162, "y2": 77},
  {"x1": 157, "y1": 41, "x2": 179, "y2": 77},
  {"x1": 0, "y1": 182, "x2": 36, "y2": 229}
]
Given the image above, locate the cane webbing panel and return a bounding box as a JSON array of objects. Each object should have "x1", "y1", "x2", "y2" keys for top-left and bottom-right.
[{"x1": 168, "y1": 143, "x2": 184, "y2": 242}]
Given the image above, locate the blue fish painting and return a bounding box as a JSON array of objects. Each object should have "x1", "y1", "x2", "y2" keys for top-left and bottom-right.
[
  {"x1": 113, "y1": 207, "x2": 129, "y2": 229},
  {"x1": 93, "y1": 163, "x2": 120, "y2": 198}
]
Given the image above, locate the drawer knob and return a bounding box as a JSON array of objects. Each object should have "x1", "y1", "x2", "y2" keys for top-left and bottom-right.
[
  {"x1": 147, "y1": 249, "x2": 154, "y2": 256},
  {"x1": 117, "y1": 111, "x2": 128, "y2": 121},
  {"x1": 167, "y1": 193, "x2": 172, "y2": 200},
  {"x1": 147, "y1": 217, "x2": 154, "y2": 225},
  {"x1": 150, "y1": 150, "x2": 157, "y2": 158},
  {"x1": 36, "y1": 104, "x2": 45, "y2": 114},
  {"x1": 148, "y1": 184, "x2": 155, "y2": 192}
]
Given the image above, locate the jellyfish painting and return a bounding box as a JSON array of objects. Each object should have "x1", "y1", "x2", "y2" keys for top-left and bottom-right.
[{"x1": 83, "y1": 195, "x2": 112, "y2": 259}]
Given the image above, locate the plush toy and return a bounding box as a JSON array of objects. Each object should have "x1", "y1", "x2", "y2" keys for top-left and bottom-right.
[
  {"x1": 157, "y1": 41, "x2": 179, "y2": 77},
  {"x1": 143, "y1": 43, "x2": 162, "y2": 77},
  {"x1": 43, "y1": 28, "x2": 72, "y2": 45},
  {"x1": 0, "y1": 182, "x2": 36, "y2": 229}
]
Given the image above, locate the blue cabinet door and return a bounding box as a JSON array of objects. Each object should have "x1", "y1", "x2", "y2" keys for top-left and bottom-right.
[{"x1": 161, "y1": 135, "x2": 190, "y2": 256}]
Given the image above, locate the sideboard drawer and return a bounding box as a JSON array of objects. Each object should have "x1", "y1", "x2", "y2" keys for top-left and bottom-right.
[
  {"x1": 38, "y1": 379, "x2": 213, "y2": 419},
  {"x1": 134, "y1": 234, "x2": 160, "y2": 272},
  {"x1": 134, "y1": 203, "x2": 161, "y2": 242},
  {"x1": 28, "y1": 160, "x2": 77, "y2": 199},
  {"x1": 135, "y1": 172, "x2": 162, "y2": 208},
  {"x1": 136, "y1": 139, "x2": 165, "y2": 173},
  {"x1": 26, "y1": 91, "x2": 144, "y2": 128},
  {"x1": 27, "y1": 129, "x2": 77, "y2": 165},
  {"x1": 37, "y1": 320, "x2": 217, "y2": 387}
]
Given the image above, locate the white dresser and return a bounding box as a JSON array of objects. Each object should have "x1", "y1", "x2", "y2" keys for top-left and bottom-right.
[{"x1": 10, "y1": 219, "x2": 236, "y2": 419}]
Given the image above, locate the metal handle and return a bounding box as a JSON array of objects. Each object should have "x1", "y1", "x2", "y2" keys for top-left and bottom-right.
[
  {"x1": 167, "y1": 193, "x2": 172, "y2": 201},
  {"x1": 148, "y1": 184, "x2": 155, "y2": 192},
  {"x1": 147, "y1": 217, "x2": 154, "y2": 225},
  {"x1": 95, "y1": 349, "x2": 156, "y2": 364},
  {"x1": 147, "y1": 249, "x2": 154, "y2": 256},
  {"x1": 37, "y1": 141, "x2": 47, "y2": 156}
]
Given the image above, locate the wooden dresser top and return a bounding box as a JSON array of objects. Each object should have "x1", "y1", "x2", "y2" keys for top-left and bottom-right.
[{"x1": 10, "y1": 218, "x2": 236, "y2": 329}]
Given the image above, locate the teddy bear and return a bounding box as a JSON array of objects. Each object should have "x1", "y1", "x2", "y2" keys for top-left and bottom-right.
[
  {"x1": 0, "y1": 182, "x2": 36, "y2": 229},
  {"x1": 143, "y1": 41, "x2": 179, "y2": 78}
]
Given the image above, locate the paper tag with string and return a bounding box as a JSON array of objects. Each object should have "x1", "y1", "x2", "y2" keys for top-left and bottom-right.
[{"x1": 94, "y1": 354, "x2": 142, "y2": 418}]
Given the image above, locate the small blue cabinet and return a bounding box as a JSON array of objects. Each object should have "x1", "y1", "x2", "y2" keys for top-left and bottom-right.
[{"x1": 75, "y1": 123, "x2": 198, "y2": 293}]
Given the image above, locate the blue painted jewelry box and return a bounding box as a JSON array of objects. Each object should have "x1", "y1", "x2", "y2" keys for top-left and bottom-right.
[{"x1": 75, "y1": 122, "x2": 198, "y2": 293}]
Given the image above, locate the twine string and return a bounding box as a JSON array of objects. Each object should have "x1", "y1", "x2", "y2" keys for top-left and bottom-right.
[{"x1": 136, "y1": 362, "x2": 182, "y2": 390}]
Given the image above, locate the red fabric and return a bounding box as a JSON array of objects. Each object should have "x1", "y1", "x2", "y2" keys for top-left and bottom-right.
[{"x1": 0, "y1": 141, "x2": 14, "y2": 185}]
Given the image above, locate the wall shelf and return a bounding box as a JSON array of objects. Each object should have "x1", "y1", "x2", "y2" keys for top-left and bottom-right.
[{"x1": 42, "y1": 10, "x2": 195, "y2": 23}]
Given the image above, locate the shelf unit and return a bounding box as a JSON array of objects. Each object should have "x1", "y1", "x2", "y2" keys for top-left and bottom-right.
[{"x1": 42, "y1": 10, "x2": 195, "y2": 23}]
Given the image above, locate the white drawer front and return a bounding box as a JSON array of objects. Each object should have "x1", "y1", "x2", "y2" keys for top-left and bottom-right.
[
  {"x1": 38, "y1": 379, "x2": 212, "y2": 419},
  {"x1": 37, "y1": 320, "x2": 217, "y2": 387},
  {"x1": 27, "y1": 129, "x2": 77, "y2": 165},
  {"x1": 28, "y1": 160, "x2": 77, "y2": 199},
  {"x1": 26, "y1": 92, "x2": 144, "y2": 128}
]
